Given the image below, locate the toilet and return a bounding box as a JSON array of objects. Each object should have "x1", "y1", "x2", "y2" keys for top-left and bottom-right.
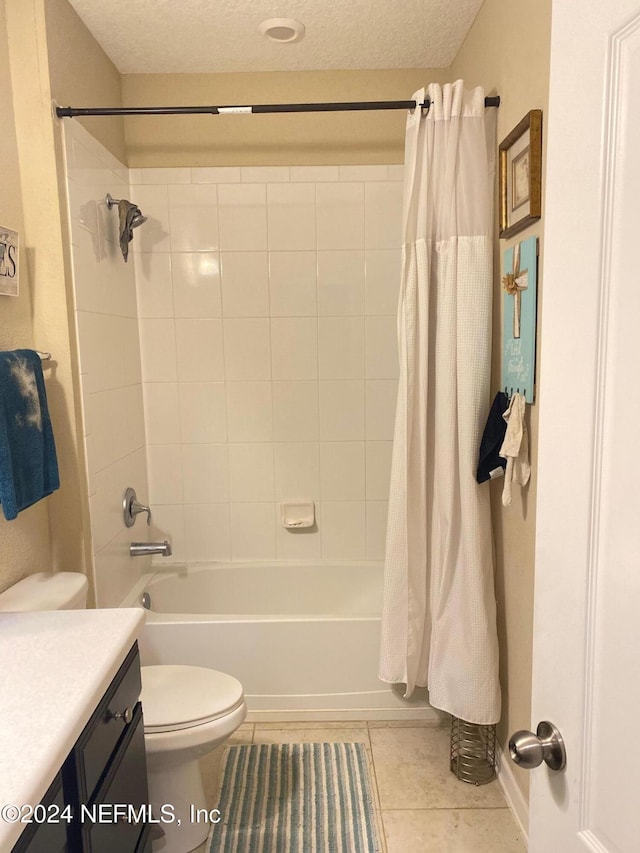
[
  {"x1": 0, "y1": 572, "x2": 247, "y2": 853},
  {"x1": 141, "y1": 664, "x2": 246, "y2": 852}
]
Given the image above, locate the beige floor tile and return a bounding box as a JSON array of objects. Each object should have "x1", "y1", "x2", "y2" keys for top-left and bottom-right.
[
  {"x1": 199, "y1": 728, "x2": 254, "y2": 809},
  {"x1": 370, "y1": 726, "x2": 506, "y2": 810},
  {"x1": 252, "y1": 726, "x2": 370, "y2": 745},
  {"x1": 368, "y1": 717, "x2": 449, "y2": 729},
  {"x1": 254, "y1": 720, "x2": 368, "y2": 730},
  {"x1": 382, "y1": 808, "x2": 526, "y2": 853}
]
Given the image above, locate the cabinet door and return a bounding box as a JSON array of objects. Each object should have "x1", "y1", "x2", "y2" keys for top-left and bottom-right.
[
  {"x1": 85, "y1": 704, "x2": 149, "y2": 853},
  {"x1": 11, "y1": 774, "x2": 69, "y2": 853}
]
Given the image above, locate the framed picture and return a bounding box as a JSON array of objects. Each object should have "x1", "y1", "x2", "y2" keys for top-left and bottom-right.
[
  {"x1": 0, "y1": 226, "x2": 19, "y2": 297},
  {"x1": 499, "y1": 110, "x2": 542, "y2": 239},
  {"x1": 501, "y1": 235, "x2": 538, "y2": 403}
]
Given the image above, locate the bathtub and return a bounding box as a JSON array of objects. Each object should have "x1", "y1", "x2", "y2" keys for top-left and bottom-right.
[{"x1": 131, "y1": 562, "x2": 435, "y2": 723}]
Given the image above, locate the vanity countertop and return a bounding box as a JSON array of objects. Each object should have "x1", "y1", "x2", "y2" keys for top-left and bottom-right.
[{"x1": 0, "y1": 607, "x2": 145, "y2": 850}]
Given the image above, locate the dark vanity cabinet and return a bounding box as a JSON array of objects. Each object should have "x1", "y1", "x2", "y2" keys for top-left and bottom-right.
[{"x1": 12, "y1": 644, "x2": 151, "y2": 853}]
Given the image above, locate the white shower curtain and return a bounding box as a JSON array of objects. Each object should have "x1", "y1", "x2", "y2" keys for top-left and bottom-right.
[{"x1": 379, "y1": 81, "x2": 501, "y2": 725}]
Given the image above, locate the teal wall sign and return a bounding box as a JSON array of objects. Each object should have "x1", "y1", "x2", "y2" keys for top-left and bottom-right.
[{"x1": 501, "y1": 235, "x2": 538, "y2": 402}]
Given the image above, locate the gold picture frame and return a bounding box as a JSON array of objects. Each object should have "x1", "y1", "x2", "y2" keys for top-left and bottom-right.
[{"x1": 499, "y1": 110, "x2": 542, "y2": 239}]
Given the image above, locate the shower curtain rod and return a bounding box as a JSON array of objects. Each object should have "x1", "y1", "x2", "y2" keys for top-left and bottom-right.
[{"x1": 55, "y1": 95, "x2": 500, "y2": 119}]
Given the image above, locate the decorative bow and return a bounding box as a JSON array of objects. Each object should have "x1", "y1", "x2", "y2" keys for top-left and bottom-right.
[{"x1": 502, "y1": 242, "x2": 528, "y2": 339}]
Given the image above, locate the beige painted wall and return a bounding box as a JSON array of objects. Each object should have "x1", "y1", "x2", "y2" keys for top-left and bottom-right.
[
  {"x1": 122, "y1": 69, "x2": 448, "y2": 166},
  {"x1": 0, "y1": 1, "x2": 52, "y2": 592},
  {"x1": 0, "y1": 0, "x2": 127, "y2": 598},
  {"x1": 452, "y1": 0, "x2": 552, "y2": 801},
  {"x1": 44, "y1": 0, "x2": 126, "y2": 163}
]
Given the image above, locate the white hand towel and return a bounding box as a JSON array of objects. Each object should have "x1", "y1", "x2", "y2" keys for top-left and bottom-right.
[{"x1": 499, "y1": 392, "x2": 530, "y2": 507}]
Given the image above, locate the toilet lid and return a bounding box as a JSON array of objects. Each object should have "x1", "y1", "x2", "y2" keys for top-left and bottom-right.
[{"x1": 141, "y1": 665, "x2": 244, "y2": 733}]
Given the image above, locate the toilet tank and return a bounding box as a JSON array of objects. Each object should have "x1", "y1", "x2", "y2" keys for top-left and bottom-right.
[{"x1": 0, "y1": 572, "x2": 89, "y2": 611}]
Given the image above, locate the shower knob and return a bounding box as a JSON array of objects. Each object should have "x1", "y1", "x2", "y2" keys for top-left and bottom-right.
[{"x1": 508, "y1": 721, "x2": 566, "y2": 771}]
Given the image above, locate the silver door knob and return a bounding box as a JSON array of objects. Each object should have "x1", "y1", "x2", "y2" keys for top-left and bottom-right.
[
  {"x1": 508, "y1": 721, "x2": 566, "y2": 771},
  {"x1": 110, "y1": 707, "x2": 134, "y2": 725}
]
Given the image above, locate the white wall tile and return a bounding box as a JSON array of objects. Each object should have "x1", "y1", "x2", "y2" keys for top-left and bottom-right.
[
  {"x1": 275, "y1": 506, "x2": 322, "y2": 560},
  {"x1": 365, "y1": 316, "x2": 399, "y2": 379},
  {"x1": 365, "y1": 380, "x2": 398, "y2": 440},
  {"x1": 221, "y1": 252, "x2": 269, "y2": 317},
  {"x1": 94, "y1": 529, "x2": 144, "y2": 608},
  {"x1": 226, "y1": 382, "x2": 273, "y2": 442},
  {"x1": 230, "y1": 503, "x2": 276, "y2": 560},
  {"x1": 223, "y1": 318, "x2": 271, "y2": 380},
  {"x1": 228, "y1": 443, "x2": 275, "y2": 502},
  {"x1": 339, "y1": 165, "x2": 389, "y2": 181},
  {"x1": 119, "y1": 318, "x2": 143, "y2": 387},
  {"x1": 185, "y1": 504, "x2": 230, "y2": 562},
  {"x1": 143, "y1": 383, "x2": 180, "y2": 444},
  {"x1": 150, "y1": 504, "x2": 187, "y2": 564},
  {"x1": 272, "y1": 381, "x2": 319, "y2": 441},
  {"x1": 192, "y1": 167, "x2": 241, "y2": 183},
  {"x1": 365, "y1": 249, "x2": 401, "y2": 316},
  {"x1": 181, "y1": 444, "x2": 229, "y2": 503},
  {"x1": 319, "y1": 380, "x2": 365, "y2": 440},
  {"x1": 267, "y1": 183, "x2": 316, "y2": 251},
  {"x1": 365, "y1": 441, "x2": 393, "y2": 500},
  {"x1": 366, "y1": 500, "x2": 388, "y2": 560},
  {"x1": 316, "y1": 183, "x2": 364, "y2": 250},
  {"x1": 147, "y1": 444, "x2": 183, "y2": 504},
  {"x1": 68, "y1": 225, "x2": 103, "y2": 314},
  {"x1": 72, "y1": 162, "x2": 405, "y2": 571},
  {"x1": 317, "y1": 250, "x2": 365, "y2": 316},
  {"x1": 218, "y1": 184, "x2": 267, "y2": 251},
  {"x1": 128, "y1": 185, "x2": 170, "y2": 253},
  {"x1": 179, "y1": 382, "x2": 227, "y2": 443},
  {"x1": 320, "y1": 442, "x2": 365, "y2": 500},
  {"x1": 134, "y1": 252, "x2": 174, "y2": 318},
  {"x1": 242, "y1": 166, "x2": 290, "y2": 182},
  {"x1": 321, "y1": 501, "x2": 366, "y2": 559},
  {"x1": 290, "y1": 166, "x2": 339, "y2": 182},
  {"x1": 365, "y1": 182, "x2": 403, "y2": 249},
  {"x1": 318, "y1": 317, "x2": 365, "y2": 380},
  {"x1": 142, "y1": 167, "x2": 191, "y2": 185},
  {"x1": 168, "y1": 184, "x2": 219, "y2": 252},
  {"x1": 269, "y1": 251, "x2": 317, "y2": 317},
  {"x1": 172, "y1": 252, "x2": 222, "y2": 318},
  {"x1": 149, "y1": 503, "x2": 187, "y2": 563},
  {"x1": 175, "y1": 319, "x2": 224, "y2": 382},
  {"x1": 274, "y1": 442, "x2": 320, "y2": 500},
  {"x1": 271, "y1": 318, "x2": 317, "y2": 380},
  {"x1": 83, "y1": 385, "x2": 145, "y2": 474},
  {"x1": 139, "y1": 319, "x2": 177, "y2": 382}
]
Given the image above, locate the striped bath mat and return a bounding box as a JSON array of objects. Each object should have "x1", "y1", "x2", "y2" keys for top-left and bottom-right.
[{"x1": 209, "y1": 742, "x2": 381, "y2": 852}]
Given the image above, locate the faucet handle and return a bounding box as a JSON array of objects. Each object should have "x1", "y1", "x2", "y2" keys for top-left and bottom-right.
[{"x1": 123, "y1": 487, "x2": 152, "y2": 527}]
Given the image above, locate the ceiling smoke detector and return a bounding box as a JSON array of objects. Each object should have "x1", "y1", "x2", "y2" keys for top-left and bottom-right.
[{"x1": 259, "y1": 18, "x2": 305, "y2": 44}]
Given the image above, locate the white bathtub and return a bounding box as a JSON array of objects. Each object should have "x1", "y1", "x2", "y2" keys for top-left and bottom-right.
[{"x1": 131, "y1": 562, "x2": 435, "y2": 723}]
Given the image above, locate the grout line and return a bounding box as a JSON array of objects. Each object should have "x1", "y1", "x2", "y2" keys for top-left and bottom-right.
[{"x1": 377, "y1": 805, "x2": 510, "y2": 811}]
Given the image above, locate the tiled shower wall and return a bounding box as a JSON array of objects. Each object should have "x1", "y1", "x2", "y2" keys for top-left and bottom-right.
[
  {"x1": 131, "y1": 166, "x2": 403, "y2": 563},
  {"x1": 63, "y1": 121, "x2": 150, "y2": 606}
]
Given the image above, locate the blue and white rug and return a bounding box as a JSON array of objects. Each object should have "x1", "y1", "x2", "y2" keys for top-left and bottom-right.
[{"x1": 209, "y1": 742, "x2": 381, "y2": 852}]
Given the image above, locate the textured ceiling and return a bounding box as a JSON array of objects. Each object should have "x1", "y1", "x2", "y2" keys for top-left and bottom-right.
[{"x1": 66, "y1": 0, "x2": 484, "y2": 74}]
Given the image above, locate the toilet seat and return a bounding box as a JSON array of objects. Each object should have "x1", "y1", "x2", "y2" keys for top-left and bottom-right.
[{"x1": 141, "y1": 665, "x2": 244, "y2": 733}]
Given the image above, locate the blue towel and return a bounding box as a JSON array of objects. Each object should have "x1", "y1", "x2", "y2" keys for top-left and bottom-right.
[{"x1": 0, "y1": 349, "x2": 60, "y2": 520}]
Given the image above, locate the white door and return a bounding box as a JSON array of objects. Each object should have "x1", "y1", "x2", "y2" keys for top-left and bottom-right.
[{"x1": 528, "y1": 0, "x2": 640, "y2": 850}]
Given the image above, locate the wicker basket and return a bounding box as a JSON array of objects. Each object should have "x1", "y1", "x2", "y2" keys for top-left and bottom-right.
[{"x1": 450, "y1": 717, "x2": 496, "y2": 785}]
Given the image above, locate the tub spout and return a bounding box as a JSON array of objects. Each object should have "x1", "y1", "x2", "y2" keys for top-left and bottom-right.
[{"x1": 130, "y1": 540, "x2": 172, "y2": 557}]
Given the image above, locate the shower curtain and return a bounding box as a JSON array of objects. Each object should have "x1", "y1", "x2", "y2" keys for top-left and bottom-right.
[{"x1": 379, "y1": 81, "x2": 501, "y2": 725}]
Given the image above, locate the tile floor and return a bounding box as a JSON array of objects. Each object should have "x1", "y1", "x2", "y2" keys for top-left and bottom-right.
[{"x1": 195, "y1": 721, "x2": 527, "y2": 853}]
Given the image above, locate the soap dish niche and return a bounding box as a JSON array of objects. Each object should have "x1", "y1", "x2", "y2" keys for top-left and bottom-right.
[{"x1": 281, "y1": 501, "x2": 315, "y2": 530}]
